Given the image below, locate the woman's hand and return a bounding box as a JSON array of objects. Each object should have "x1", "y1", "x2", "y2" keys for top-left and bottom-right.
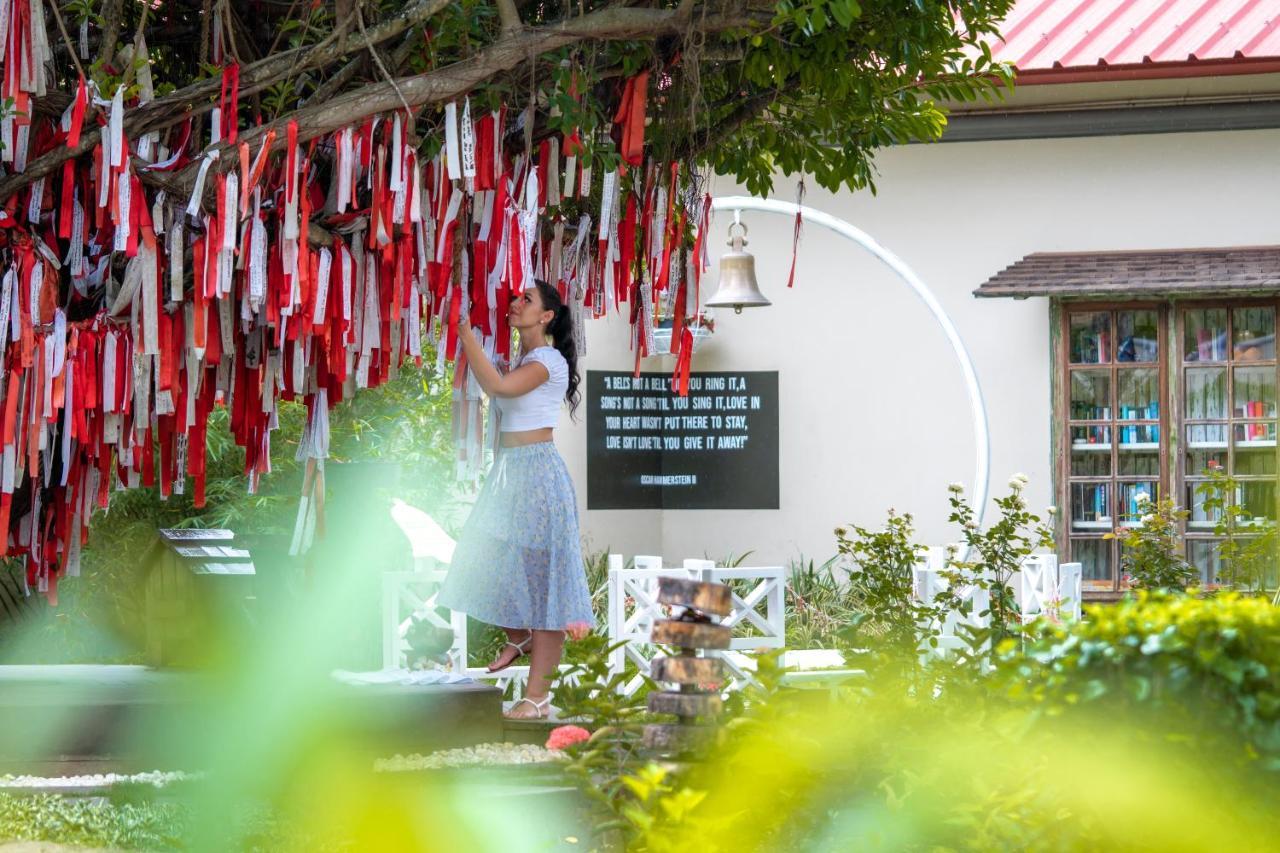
[{"x1": 566, "y1": 621, "x2": 591, "y2": 641}]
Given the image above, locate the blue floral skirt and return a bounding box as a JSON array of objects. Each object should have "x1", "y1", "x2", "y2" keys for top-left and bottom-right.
[{"x1": 438, "y1": 441, "x2": 595, "y2": 631}]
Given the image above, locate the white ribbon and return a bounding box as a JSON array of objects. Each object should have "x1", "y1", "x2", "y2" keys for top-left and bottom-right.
[
  {"x1": 312, "y1": 247, "x2": 332, "y2": 326},
  {"x1": 185, "y1": 150, "x2": 220, "y2": 217},
  {"x1": 444, "y1": 101, "x2": 461, "y2": 181},
  {"x1": 461, "y1": 97, "x2": 476, "y2": 181},
  {"x1": 109, "y1": 86, "x2": 125, "y2": 167}
]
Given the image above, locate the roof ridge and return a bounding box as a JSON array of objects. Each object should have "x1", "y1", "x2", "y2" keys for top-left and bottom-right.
[{"x1": 1028, "y1": 245, "x2": 1280, "y2": 258}]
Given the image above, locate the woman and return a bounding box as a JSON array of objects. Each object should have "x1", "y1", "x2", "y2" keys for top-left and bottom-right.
[{"x1": 438, "y1": 280, "x2": 594, "y2": 720}]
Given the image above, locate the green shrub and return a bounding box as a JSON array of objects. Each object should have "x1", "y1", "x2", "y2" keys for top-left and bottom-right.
[
  {"x1": 1198, "y1": 468, "x2": 1279, "y2": 595},
  {"x1": 944, "y1": 475, "x2": 1054, "y2": 644},
  {"x1": 782, "y1": 554, "x2": 861, "y2": 650},
  {"x1": 833, "y1": 510, "x2": 927, "y2": 664},
  {"x1": 1106, "y1": 495, "x2": 1197, "y2": 592},
  {"x1": 0, "y1": 793, "x2": 185, "y2": 850}
]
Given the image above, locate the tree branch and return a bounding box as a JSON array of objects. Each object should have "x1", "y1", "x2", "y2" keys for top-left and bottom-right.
[
  {"x1": 495, "y1": 0, "x2": 522, "y2": 36},
  {"x1": 0, "y1": 0, "x2": 453, "y2": 202},
  {"x1": 97, "y1": 0, "x2": 123, "y2": 68},
  {"x1": 47, "y1": 0, "x2": 87, "y2": 82},
  {"x1": 173, "y1": 3, "x2": 756, "y2": 196},
  {"x1": 691, "y1": 89, "x2": 780, "y2": 159}
]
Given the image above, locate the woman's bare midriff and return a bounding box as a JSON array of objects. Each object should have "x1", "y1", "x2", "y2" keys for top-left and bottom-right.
[{"x1": 501, "y1": 428, "x2": 554, "y2": 448}]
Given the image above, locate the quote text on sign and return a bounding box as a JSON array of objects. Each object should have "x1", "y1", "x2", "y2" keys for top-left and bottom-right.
[
  {"x1": 596, "y1": 374, "x2": 763, "y2": 452},
  {"x1": 585, "y1": 370, "x2": 779, "y2": 510}
]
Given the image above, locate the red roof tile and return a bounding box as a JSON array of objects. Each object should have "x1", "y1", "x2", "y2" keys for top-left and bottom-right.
[{"x1": 988, "y1": 0, "x2": 1280, "y2": 82}]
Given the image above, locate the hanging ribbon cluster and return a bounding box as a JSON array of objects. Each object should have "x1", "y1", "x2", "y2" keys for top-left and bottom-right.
[
  {"x1": 1, "y1": 0, "x2": 54, "y2": 175},
  {"x1": 0, "y1": 49, "x2": 709, "y2": 600}
]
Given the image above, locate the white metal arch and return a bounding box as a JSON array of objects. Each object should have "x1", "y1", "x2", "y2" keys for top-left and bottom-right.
[{"x1": 709, "y1": 195, "x2": 991, "y2": 526}]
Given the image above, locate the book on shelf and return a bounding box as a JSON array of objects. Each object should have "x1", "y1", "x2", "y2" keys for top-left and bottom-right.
[{"x1": 1245, "y1": 400, "x2": 1268, "y2": 439}]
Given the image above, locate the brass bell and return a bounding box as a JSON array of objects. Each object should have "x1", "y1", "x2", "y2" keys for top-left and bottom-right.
[{"x1": 704, "y1": 219, "x2": 770, "y2": 314}]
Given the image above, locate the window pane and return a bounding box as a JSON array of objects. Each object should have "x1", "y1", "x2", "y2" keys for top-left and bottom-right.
[
  {"x1": 1069, "y1": 370, "x2": 1111, "y2": 420},
  {"x1": 1233, "y1": 421, "x2": 1277, "y2": 448},
  {"x1": 1185, "y1": 368, "x2": 1227, "y2": 420},
  {"x1": 1187, "y1": 480, "x2": 1225, "y2": 530},
  {"x1": 1071, "y1": 482, "x2": 1112, "y2": 530},
  {"x1": 1071, "y1": 422, "x2": 1111, "y2": 475},
  {"x1": 1233, "y1": 307, "x2": 1276, "y2": 361},
  {"x1": 1186, "y1": 422, "x2": 1228, "y2": 449},
  {"x1": 1071, "y1": 447, "x2": 1111, "y2": 477},
  {"x1": 1071, "y1": 424, "x2": 1111, "y2": 450},
  {"x1": 1239, "y1": 481, "x2": 1276, "y2": 525},
  {"x1": 1118, "y1": 447, "x2": 1159, "y2": 476},
  {"x1": 1209, "y1": 537, "x2": 1279, "y2": 590},
  {"x1": 1185, "y1": 423, "x2": 1227, "y2": 474},
  {"x1": 1117, "y1": 310, "x2": 1158, "y2": 363},
  {"x1": 1235, "y1": 437, "x2": 1277, "y2": 476},
  {"x1": 1070, "y1": 312, "x2": 1110, "y2": 364},
  {"x1": 1117, "y1": 423, "x2": 1160, "y2": 449},
  {"x1": 1184, "y1": 308, "x2": 1227, "y2": 362},
  {"x1": 1117, "y1": 368, "x2": 1158, "y2": 421},
  {"x1": 1119, "y1": 481, "x2": 1157, "y2": 525},
  {"x1": 1187, "y1": 539, "x2": 1221, "y2": 585},
  {"x1": 1073, "y1": 539, "x2": 1112, "y2": 583},
  {"x1": 1232, "y1": 366, "x2": 1276, "y2": 419}
]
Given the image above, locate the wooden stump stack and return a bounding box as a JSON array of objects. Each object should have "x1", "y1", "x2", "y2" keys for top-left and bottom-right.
[{"x1": 643, "y1": 576, "x2": 732, "y2": 754}]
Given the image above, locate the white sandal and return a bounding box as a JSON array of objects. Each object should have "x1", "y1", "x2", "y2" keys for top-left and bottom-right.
[
  {"x1": 504, "y1": 695, "x2": 552, "y2": 720},
  {"x1": 486, "y1": 633, "x2": 532, "y2": 673}
]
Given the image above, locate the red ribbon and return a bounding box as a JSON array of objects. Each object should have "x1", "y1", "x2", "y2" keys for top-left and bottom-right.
[
  {"x1": 220, "y1": 63, "x2": 241, "y2": 145},
  {"x1": 612, "y1": 72, "x2": 649, "y2": 168},
  {"x1": 66, "y1": 76, "x2": 87, "y2": 148}
]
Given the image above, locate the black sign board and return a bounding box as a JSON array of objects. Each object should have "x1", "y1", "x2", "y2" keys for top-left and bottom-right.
[{"x1": 586, "y1": 370, "x2": 779, "y2": 510}]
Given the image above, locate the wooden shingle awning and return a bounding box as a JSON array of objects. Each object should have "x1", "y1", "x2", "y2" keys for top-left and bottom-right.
[{"x1": 974, "y1": 247, "x2": 1280, "y2": 299}]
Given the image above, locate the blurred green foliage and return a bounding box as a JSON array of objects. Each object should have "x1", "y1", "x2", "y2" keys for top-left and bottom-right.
[
  {"x1": 1003, "y1": 590, "x2": 1280, "y2": 768},
  {"x1": 614, "y1": 594, "x2": 1280, "y2": 851}
]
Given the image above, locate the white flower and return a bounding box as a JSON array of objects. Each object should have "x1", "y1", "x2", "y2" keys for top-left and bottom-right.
[
  {"x1": 964, "y1": 520, "x2": 978, "y2": 530},
  {"x1": 948, "y1": 482, "x2": 965, "y2": 494},
  {"x1": 1046, "y1": 506, "x2": 1058, "y2": 516},
  {"x1": 1134, "y1": 492, "x2": 1152, "y2": 505},
  {"x1": 1008, "y1": 473, "x2": 1029, "y2": 490},
  {"x1": 1140, "y1": 513, "x2": 1154, "y2": 524}
]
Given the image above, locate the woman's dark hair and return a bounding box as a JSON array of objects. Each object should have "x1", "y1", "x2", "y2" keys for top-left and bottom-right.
[{"x1": 533, "y1": 279, "x2": 581, "y2": 419}]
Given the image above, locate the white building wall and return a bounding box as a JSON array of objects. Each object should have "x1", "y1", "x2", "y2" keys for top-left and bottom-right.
[{"x1": 553, "y1": 128, "x2": 1280, "y2": 567}]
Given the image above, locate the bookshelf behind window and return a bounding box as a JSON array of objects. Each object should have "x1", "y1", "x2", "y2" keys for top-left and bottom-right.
[
  {"x1": 1060, "y1": 304, "x2": 1167, "y2": 593},
  {"x1": 1178, "y1": 301, "x2": 1280, "y2": 585}
]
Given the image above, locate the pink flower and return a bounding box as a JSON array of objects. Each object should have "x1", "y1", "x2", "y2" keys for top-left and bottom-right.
[{"x1": 546, "y1": 725, "x2": 591, "y2": 751}]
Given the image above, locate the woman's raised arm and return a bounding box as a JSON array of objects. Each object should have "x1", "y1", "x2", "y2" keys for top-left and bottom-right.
[{"x1": 457, "y1": 323, "x2": 550, "y2": 398}]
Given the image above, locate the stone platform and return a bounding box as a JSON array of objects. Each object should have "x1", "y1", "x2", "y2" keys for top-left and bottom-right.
[{"x1": 0, "y1": 666, "x2": 503, "y2": 775}]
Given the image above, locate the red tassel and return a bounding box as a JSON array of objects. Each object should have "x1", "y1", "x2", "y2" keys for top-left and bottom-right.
[{"x1": 787, "y1": 179, "x2": 805, "y2": 288}]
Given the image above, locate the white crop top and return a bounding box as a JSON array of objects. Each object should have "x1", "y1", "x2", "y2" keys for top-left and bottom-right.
[{"x1": 495, "y1": 347, "x2": 569, "y2": 432}]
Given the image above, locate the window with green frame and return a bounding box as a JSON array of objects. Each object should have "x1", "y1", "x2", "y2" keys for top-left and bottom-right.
[
  {"x1": 1063, "y1": 306, "x2": 1164, "y2": 591},
  {"x1": 1180, "y1": 303, "x2": 1279, "y2": 585},
  {"x1": 1059, "y1": 300, "x2": 1280, "y2": 594}
]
